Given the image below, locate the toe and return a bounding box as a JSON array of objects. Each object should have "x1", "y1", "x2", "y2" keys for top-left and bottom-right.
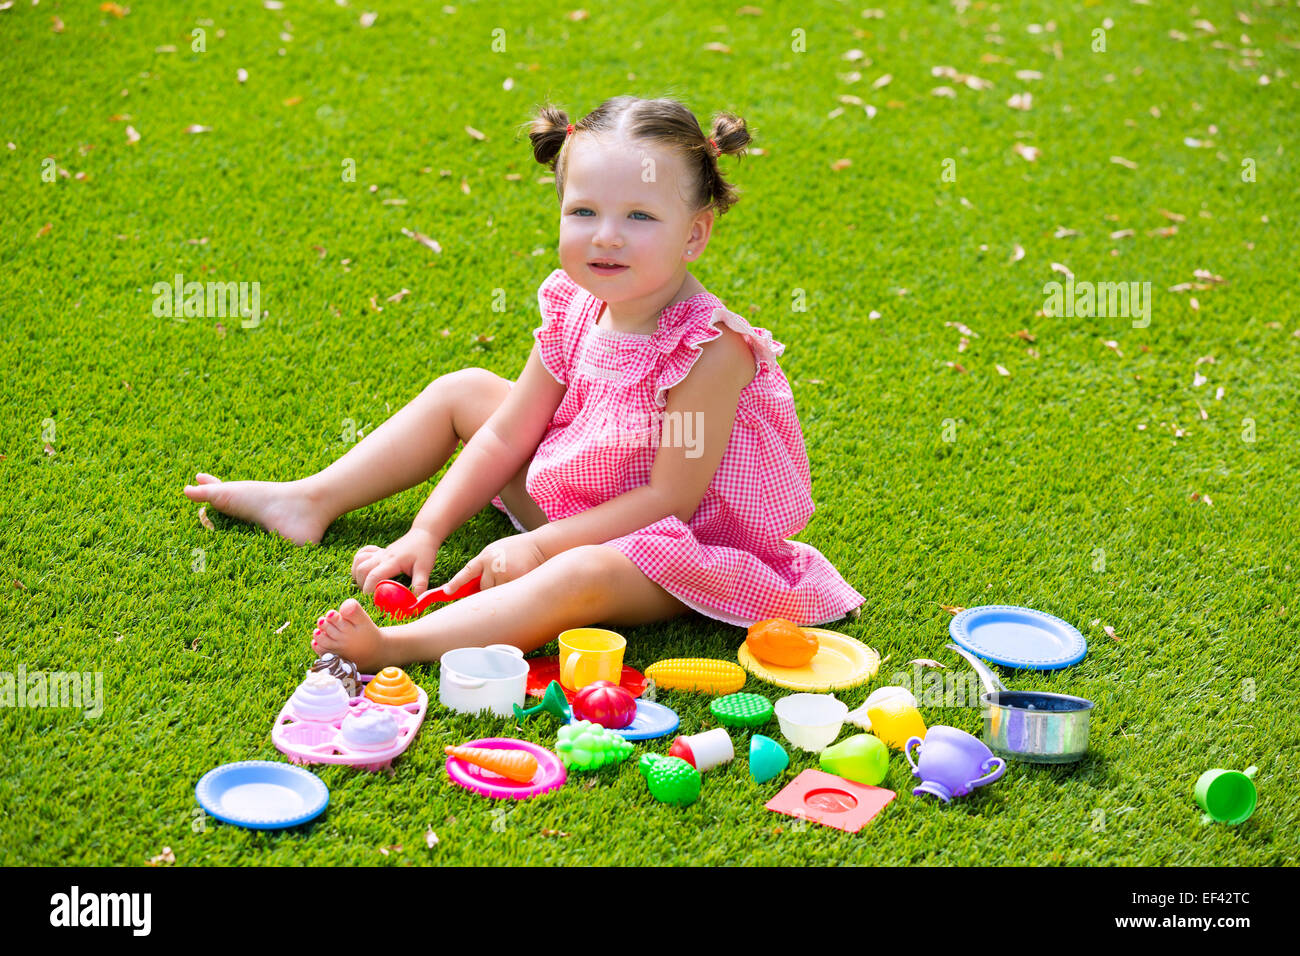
[{"x1": 339, "y1": 598, "x2": 366, "y2": 622}]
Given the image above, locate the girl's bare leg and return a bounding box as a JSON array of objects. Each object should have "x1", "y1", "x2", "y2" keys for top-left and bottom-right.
[
  {"x1": 312, "y1": 545, "x2": 691, "y2": 671},
  {"x1": 181, "y1": 368, "x2": 544, "y2": 543}
]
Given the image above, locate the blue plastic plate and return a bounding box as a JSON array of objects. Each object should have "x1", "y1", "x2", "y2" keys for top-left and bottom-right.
[
  {"x1": 949, "y1": 605, "x2": 1087, "y2": 671},
  {"x1": 196, "y1": 761, "x2": 329, "y2": 830},
  {"x1": 571, "y1": 699, "x2": 679, "y2": 741}
]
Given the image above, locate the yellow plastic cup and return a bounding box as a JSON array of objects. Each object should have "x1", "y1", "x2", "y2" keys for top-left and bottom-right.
[{"x1": 558, "y1": 628, "x2": 626, "y2": 690}]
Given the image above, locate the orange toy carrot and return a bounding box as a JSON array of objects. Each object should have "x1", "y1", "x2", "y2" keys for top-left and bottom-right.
[{"x1": 444, "y1": 746, "x2": 539, "y2": 784}]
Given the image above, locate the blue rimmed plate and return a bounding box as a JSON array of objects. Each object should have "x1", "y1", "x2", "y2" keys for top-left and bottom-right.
[
  {"x1": 949, "y1": 605, "x2": 1087, "y2": 670},
  {"x1": 570, "y1": 699, "x2": 679, "y2": 741},
  {"x1": 196, "y1": 760, "x2": 329, "y2": 830}
]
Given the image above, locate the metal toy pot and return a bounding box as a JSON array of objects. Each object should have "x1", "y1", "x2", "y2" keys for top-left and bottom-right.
[{"x1": 946, "y1": 643, "x2": 1093, "y2": 764}]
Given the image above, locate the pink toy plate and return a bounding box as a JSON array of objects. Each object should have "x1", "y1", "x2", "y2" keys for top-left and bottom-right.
[
  {"x1": 445, "y1": 737, "x2": 567, "y2": 800},
  {"x1": 271, "y1": 686, "x2": 428, "y2": 772}
]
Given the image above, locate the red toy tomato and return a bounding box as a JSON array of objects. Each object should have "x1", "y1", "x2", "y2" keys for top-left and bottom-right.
[{"x1": 571, "y1": 680, "x2": 637, "y2": 730}]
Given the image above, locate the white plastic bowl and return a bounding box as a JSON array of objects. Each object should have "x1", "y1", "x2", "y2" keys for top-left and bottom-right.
[{"x1": 774, "y1": 693, "x2": 848, "y2": 752}]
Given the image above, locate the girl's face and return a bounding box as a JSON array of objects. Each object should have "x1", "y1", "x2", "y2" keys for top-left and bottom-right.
[{"x1": 558, "y1": 134, "x2": 712, "y2": 311}]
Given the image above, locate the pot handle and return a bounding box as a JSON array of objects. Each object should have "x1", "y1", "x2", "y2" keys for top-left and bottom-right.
[
  {"x1": 946, "y1": 642, "x2": 1007, "y2": 694},
  {"x1": 904, "y1": 736, "x2": 924, "y2": 775},
  {"x1": 485, "y1": 643, "x2": 525, "y2": 659},
  {"x1": 442, "y1": 672, "x2": 486, "y2": 690},
  {"x1": 966, "y1": 757, "x2": 1007, "y2": 791}
]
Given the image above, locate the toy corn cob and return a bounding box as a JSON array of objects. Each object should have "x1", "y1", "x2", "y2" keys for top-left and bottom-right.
[
  {"x1": 644, "y1": 658, "x2": 746, "y2": 694},
  {"x1": 444, "y1": 746, "x2": 539, "y2": 784},
  {"x1": 554, "y1": 720, "x2": 634, "y2": 771}
]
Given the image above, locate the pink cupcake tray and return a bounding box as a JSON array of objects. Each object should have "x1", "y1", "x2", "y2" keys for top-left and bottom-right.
[{"x1": 271, "y1": 686, "x2": 429, "y2": 773}]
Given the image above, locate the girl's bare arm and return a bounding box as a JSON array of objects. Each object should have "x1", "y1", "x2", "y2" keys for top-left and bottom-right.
[{"x1": 411, "y1": 344, "x2": 565, "y2": 541}]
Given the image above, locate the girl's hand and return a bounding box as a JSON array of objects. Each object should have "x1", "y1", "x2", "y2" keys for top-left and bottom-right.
[
  {"x1": 352, "y1": 527, "x2": 442, "y2": 596},
  {"x1": 440, "y1": 533, "x2": 547, "y2": 594}
]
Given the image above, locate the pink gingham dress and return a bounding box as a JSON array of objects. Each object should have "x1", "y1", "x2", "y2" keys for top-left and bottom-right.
[{"x1": 490, "y1": 268, "x2": 865, "y2": 627}]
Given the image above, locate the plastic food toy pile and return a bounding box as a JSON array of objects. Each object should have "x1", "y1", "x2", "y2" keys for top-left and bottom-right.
[{"x1": 195, "y1": 607, "x2": 1261, "y2": 834}]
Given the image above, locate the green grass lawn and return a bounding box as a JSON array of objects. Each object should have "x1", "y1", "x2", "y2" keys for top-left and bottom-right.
[{"x1": 2, "y1": 0, "x2": 1297, "y2": 866}]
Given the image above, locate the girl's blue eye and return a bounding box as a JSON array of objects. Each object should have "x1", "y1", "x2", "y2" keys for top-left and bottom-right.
[{"x1": 570, "y1": 208, "x2": 654, "y2": 221}]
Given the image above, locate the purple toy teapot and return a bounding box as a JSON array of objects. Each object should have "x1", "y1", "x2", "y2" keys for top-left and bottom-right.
[{"x1": 905, "y1": 725, "x2": 1006, "y2": 802}]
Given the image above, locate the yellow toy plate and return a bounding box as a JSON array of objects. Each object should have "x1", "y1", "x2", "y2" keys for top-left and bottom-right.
[{"x1": 737, "y1": 629, "x2": 880, "y2": 692}]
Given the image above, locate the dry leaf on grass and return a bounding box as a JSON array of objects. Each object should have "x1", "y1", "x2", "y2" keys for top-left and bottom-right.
[
  {"x1": 401, "y1": 228, "x2": 442, "y2": 253},
  {"x1": 909, "y1": 659, "x2": 947, "y2": 669},
  {"x1": 1110, "y1": 155, "x2": 1138, "y2": 169},
  {"x1": 425, "y1": 829, "x2": 439, "y2": 848},
  {"x1": 147, "y1": 846, "x2": 175, "y2": 866},
  {"x1": 1009, "y1": 244, "x2": 1025, "y2": 263},
  {"x1": 831, "y1": 158, "x2": 852, "y2": 171},
  {"x1": 125, "y1": 125, "x2": 141, "y2": 145},
  {"x1": 995, "y1": 364, "x2": 1011, "y2": 377},
  {"x1": 198, "y1": 506, "x2": 215, "y2": 530},
  {"x1": 1190, "y1": 492, "x2": 1214, "y2": 506},
  {"x1": 184, "y1": 124, "x2": 212, "y2": 134},
  {"x1": 939, "y1": 603, "x2": 965, "y2": 615},
  {"x1": 386, "y1": 288, "x2": 412, "y2": 303},
  {"x1": 359, "y1": 11, "x2": 378, "y2": 28},
  {"x1": 1103, "y1": 625, "x2": 1118, "y2": 641},
  {"x1": 274, "y1": 620, "x2": 291, "y2": 634}
]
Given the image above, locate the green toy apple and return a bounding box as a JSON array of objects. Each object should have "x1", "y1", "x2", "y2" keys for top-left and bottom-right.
[{"x1": 819, "y1": 733, "x2": 889, "y2": 786}]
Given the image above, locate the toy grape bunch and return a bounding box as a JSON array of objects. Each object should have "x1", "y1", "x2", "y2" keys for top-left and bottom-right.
[
  {"x1": 639, "y1": 753, "x2": 701, "y2": 807},
  {"x1": 555, "y1": 721, "x2": 634, "y2": 771}
]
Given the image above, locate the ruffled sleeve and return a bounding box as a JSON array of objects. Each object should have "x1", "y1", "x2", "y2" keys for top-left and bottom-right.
[
  {"x1": 533, "y1": 268, "x2": 581, "y2": 385},
  {"x1": 651, "y1": 304, "x2": 787, "y2": 409}
]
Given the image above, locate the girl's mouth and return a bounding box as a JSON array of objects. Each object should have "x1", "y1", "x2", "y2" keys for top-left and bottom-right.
[{"x1": 589, "y1": 262, "x2": 628, "y2": 276}]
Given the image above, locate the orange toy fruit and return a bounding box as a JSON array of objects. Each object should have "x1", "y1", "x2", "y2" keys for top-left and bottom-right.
[
  {"x1": 364, "y1": 666, "x2": 419, "y2": 705},
  {"x1": 445, "y1": 746, "x2": 539, "y2": 783},
  {"x1": 746, "y1": 619, "x2": 819, "y2": 668}
]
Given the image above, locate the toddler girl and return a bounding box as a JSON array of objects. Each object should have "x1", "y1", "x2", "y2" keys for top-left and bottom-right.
[{"x1": 183, "y1": 95, "x2": 864, "y2": 671}]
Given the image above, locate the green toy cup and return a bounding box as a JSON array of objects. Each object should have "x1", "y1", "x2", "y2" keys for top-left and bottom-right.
[{"x1": 1194, "y1": 766, "x2": 1258, "y2": 825}]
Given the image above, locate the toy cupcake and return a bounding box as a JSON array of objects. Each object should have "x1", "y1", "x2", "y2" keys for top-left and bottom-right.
[
  {"x1": 288, "y1": 672, "x2": 351, "y2": 722},
  {"x1": 340, "y1": 707, "x2": 400, "y2": 752},
  {"x1": 310, "y1": 653, "x2": 362, "y2": 698}
]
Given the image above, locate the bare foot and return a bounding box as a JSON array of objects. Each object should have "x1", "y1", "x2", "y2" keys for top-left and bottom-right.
[
  {"x1": 182, "y1": 473, "x2": 331, "y2": 545},
  {"x1": 312, "y1": 598, "x2": 392, "y2": 672}
]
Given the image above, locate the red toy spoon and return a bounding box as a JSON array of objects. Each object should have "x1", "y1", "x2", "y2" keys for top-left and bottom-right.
[{"x1": 373, "y1": 576, "x2": 482, "y2": 621}]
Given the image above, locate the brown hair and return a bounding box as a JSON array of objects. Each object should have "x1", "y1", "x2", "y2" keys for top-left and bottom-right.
[{"x1": 522, "y1": 95, "x2": 751, "y2": 217}]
